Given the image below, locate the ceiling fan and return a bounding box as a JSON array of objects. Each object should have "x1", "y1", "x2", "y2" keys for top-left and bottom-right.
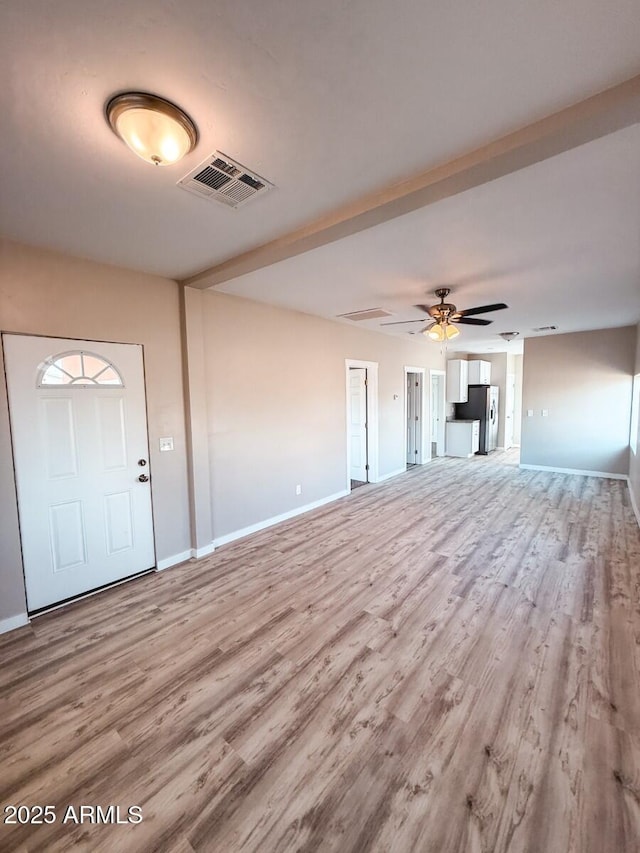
[{"x1": 381, "y1": 288, "x2": 508, "y2": 341}]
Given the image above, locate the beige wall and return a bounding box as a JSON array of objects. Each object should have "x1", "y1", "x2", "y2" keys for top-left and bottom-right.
[
  {"x1": 629, "y1": 323, "x2": 640, "y2": 514},
  {"x1": 0, "y1": 240, "x2": 191, "y2": 622},
  {"x1": 187, "y1": 288, "x2": 445, "y2": 542},
  {"x1": 520, "y1": 327, "x2": 636, "y2": 475}
]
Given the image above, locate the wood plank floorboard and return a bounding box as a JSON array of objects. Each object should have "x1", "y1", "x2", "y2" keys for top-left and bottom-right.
[{"x1": 1, "y1": 449, "x2": 640, "y2": 852}]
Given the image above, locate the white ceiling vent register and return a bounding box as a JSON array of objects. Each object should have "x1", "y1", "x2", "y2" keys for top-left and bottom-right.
[
  {"x1": 178, "y1": 152, "x2": 274, "y2": 208},
  {"x1": 337, "y1": 308, "x2": 393, "y2": 322}
]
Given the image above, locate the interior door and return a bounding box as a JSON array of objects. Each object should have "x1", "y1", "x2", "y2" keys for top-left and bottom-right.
[
  {"x1": 3, "y1": 334, "x2": 156, "y2": 611},
  {"x1": 432, "y1": 376, "x2": 439, "y2": 439},
  {"x1": 349, "y1": 368, "x2": 368, "y2": 482},
  {"x1": 504, "y1": 373, "x2": 515, "y2": 449},
  {"x1": 431, "y1": 374, "x2": 445, "y2": 457},
  {"x1": 488, "y1": 386, "x2": 500, "y2": 451}
]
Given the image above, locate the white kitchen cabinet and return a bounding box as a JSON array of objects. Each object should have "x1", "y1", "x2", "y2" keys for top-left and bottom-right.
[
  {"x1": 446, "y1": 359, "x2": 468, "y2": 403},
  {"x1": 445, "y1": 420, "x2": 480, "y2": 458},
  {"x1": 468, "y1": 359, "x2": 491, "y2": 385}
]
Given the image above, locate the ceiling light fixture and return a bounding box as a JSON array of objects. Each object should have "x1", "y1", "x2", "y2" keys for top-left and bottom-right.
[
  {"x1": 499, "y1": 331, "x2": 520, "y2": 342},
  {"x1": 425, "y1": 320, "x2": 460, "y2": 342},
  {"x1": 106, "y1": 92, "x2": 198, "y2": 166}
]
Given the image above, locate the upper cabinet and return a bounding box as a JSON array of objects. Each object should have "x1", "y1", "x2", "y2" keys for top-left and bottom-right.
[
  {"x1": 468, "y1": 359, "x2": 491, "y2": 385},
  {"x1": 446, "y1": 359, "x2": 468, "y2": 403}
]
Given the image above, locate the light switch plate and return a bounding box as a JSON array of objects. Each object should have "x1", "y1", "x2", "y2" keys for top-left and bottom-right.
[
  {"x1": 542, "y1": 409, "x2": 549, "y2": 417},
  {"x1": 159, "y1": 436, "x2": 174, "y2": 452},
  {"x1": 527, "y1": 409, "x2": 534, "y2": 417}
]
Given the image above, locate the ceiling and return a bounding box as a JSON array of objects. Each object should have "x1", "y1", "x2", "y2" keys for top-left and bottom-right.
[{"x1": 1, "y1": 0, "x2": 640, "y2": 352}]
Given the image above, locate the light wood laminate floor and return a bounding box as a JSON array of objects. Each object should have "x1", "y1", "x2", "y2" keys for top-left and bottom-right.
[{"x1": 1, "y1": 450, "x2": 640, "y2": 852}]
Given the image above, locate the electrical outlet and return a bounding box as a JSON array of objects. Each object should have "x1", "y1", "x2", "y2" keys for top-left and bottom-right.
[
  {"x1": 295, "y1": 484, "x2": 302, "y2": 496},
  {"x1": 159, "y1": 436, "x2": 174, "y2": 452}
]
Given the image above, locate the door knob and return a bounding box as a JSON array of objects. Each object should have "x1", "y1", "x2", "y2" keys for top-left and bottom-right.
[
  {"x1": 138, "y1": 474, "x2": 149, "y2": 483},
  {"x1": 138, "y1": 459, "x2": 147, "y2": 467}
]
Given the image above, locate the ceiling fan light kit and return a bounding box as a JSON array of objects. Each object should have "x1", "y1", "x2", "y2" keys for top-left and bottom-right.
[
  {"x1": 106, "y1": 92, "x2": 198, "y2": 166},
  {"x1": 425, "y1": 321, "x2": 460, "y2": 341}
]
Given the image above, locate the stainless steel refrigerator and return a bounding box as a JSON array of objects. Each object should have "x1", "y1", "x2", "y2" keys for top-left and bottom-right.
[{"x1": 454, "y1": 385, "x2": 499, "y2": 455}]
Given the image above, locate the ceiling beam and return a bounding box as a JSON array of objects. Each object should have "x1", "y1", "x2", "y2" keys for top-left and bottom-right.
[{"x1": 182, "y1": 74, "x2": 640, "y2": 290}]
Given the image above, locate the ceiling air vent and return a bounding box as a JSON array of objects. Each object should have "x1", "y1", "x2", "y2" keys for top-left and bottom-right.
[
  {"x1": 532, "y1": 325, "x2": 558, "y2": 332},
  {"x1": 337, "y1": 308, "x2": 393, "y2": 322},
  {"x1": 178, "y1": 152, "x2": 274, "y2": 209}
]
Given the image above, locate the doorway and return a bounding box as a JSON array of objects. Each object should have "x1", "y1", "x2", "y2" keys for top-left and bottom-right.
[
  {"x1": 404, "y1": 366, "x2": 426, "y2": 468},
  {"x1": 3, "y1": 334, "x2": 156, "y2": 612},
  {"x1": 349, "y1": 367, "x2": 368, "y2": 488},
  {"x1": 345, "y1": 359, "x2": 379, "y2": 490},
  {"x1": 505, "y1": 372, "x2": 516, "y2": 450},
  {"x1": 430, "y1": 370, "x2": 446, "y2": 458}
]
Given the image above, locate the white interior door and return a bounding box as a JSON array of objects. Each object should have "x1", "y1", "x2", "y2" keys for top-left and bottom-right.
[
  {"x1": 431, "y1": 377, "x2": 438, "y2": 444},
  {"x1": 349, "y1": 368, "x2": 368, "y2": 482},
  {"x1": 3, "y1": 334, "x2": 156, "y2": 611},
  {"x1": 505, "y1": 373, "x2": 515, "y2": 449},
  {"x1": 431, "y1": 373, "x2": 446, "y2": 457}
]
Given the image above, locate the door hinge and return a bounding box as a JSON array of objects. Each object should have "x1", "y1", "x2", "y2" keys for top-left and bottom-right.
[
  {"x1": 365, "y1": 463, "x2": 370, "y2": 471},
  {"x1": 415, "y1": 415, "x2": 419, "y2": 421}
]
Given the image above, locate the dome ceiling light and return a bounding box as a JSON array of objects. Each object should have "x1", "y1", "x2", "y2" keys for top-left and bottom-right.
[{"x1": 106, "y1": 92, "x2": 198, "y2": 166}]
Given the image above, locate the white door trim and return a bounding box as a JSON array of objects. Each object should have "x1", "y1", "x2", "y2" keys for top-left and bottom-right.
[
  {"x1": 429, "y1": 369, "x2": 447, "y2": 458},
  {"x1": 345, "y1": 359, "x2": 379, "y2": 489},
  {"x1": 404, "y1": 366, "x2": 427, "y2": 465}
]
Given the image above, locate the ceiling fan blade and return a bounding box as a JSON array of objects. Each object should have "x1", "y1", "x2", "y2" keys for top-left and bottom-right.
[
  {"x1": 455, "y1": 317, "x2": 492, "y2": 326},
  {"x1": 380, "y1": 319, "x2": 425, "y2": 326},
  {"x1": 458, "y1": 302, "x2": 508, "y2": 317}
]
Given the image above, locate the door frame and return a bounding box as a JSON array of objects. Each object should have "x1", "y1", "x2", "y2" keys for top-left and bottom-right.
[
  {"x1": 345, "y1": 359, "x2": 379, "y2": 490},
  {"x1": 429, "y1": 369, "x2": 447, "y2": 458},
  {"x1": 403, "y1": 366, "x2": 427, "y2": 465},
  {"x1": 1, "y1": 330, "x2": 158, "y2": 614}
]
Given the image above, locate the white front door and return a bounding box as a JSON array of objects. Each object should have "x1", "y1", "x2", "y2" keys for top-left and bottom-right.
[
  {"x1": 3, "y1": 334, "x2": 156, "y2": 611},
  {"x1": 349, "y1": 368, "x2": 368, "y2": 482}
]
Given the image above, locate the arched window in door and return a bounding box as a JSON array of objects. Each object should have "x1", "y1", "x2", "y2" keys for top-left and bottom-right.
[{"x1": 37, "y1": 350, "x2": 124, "y2": 388}]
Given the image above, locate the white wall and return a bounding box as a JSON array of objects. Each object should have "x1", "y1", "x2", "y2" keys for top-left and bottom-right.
[
  {"x1": 184, "y1": 288, "x2": 445, "y2": 544},
  {"x1": 520, "y1": 327, "x2": 636, "y2": 475},
  {"x1": 0, "y1": 240, "x2": 191, "y2": 623}
]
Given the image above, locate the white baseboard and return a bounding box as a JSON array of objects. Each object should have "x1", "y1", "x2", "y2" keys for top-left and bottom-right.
[
  {"x1": 0, "y1": 612, "x2": 30, "y2": 636},
  {"x1": 156, "y1": 549, "x2": 193, "y2": 571},
  {"x1": 192, "y1": 542, "x2": 216, "y2": 559},
  {"x1": 374, "y1": 467, "x2": 407, "y2": 483},
  {"x1": 629, "y1": 479, "x2": 640, "y2": 528},
  {"x1": 210, "y1": 490, "x2": 349, "y2": 550},
  {"x1": 519, "y1": 463, "x2": 628, "y2": 481}
]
